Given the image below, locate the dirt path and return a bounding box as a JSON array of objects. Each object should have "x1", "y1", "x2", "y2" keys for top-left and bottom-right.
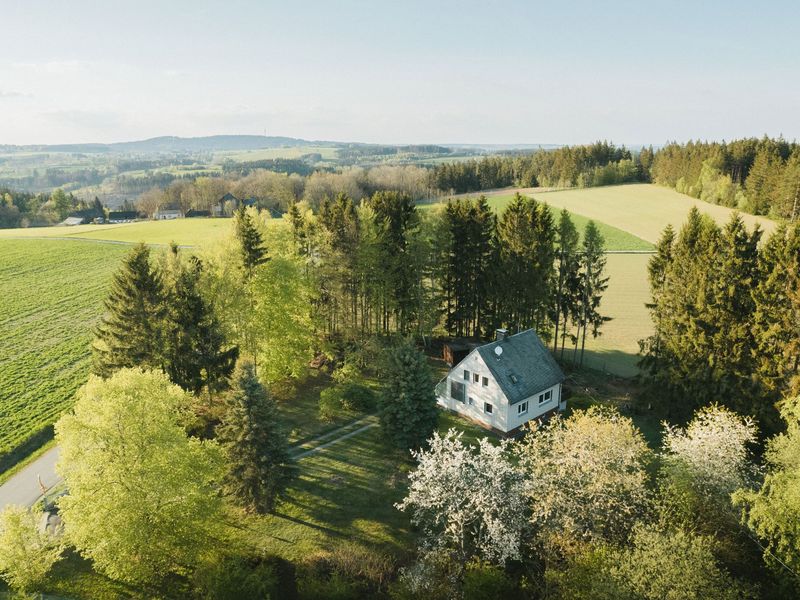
[{"x1": 0, "y1": 447, "x2": 60, "y2": 511}]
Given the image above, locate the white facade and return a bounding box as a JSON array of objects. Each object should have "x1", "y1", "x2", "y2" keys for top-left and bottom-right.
[{"x1": 436, "y1": 350, "x2": 563, "y2": 434}]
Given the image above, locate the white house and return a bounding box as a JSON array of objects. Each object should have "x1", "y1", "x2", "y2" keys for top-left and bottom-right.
[{"x1": 435, "y1": 328, "x2": 566, "y2": 435}]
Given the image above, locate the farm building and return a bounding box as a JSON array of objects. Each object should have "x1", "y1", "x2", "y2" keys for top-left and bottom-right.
[
  {"x1": 212, "y1": 193, "x2": 257, "y2": 217},
  {"x1": 435, "y1": 328, "x2": 566, "y2": 435},
  {"x1": 154, "y1": 209, "x2": 184, "y2": 220},
  {"x1": 107, "y1": 210, "x2": 140, "y2": 223}
]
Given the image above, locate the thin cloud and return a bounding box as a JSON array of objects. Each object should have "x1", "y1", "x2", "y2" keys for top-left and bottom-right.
[{"x1": 0, "y1": 89, "x2": 32, "y2": 99}]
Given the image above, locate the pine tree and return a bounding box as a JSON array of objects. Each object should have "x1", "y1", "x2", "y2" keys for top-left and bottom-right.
[
  {"x1": 235, "y1": 207, "x2": 268, "y2": 279},
  {"x1": 92, "y1": 243, "x2": 165, "y2": 377},
  {"x1": 553, "y1": 210, "x2": 580, "y2": 358},
  {"x1": 162, "y1": 246, "x2": 238, "y2": 397},
  {"x1": 380, "y1": 340, "x2": 439, "y2": 451},
  {"x1": 216, "y1": 362, "x2": 293, "y2": 514},
  {"x1": 577, "y1": 221, "x2": 610, "y2": 366}
]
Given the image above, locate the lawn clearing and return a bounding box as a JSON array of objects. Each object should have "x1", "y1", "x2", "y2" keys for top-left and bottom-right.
[
  {"x1": 216, "y1": 145, "x2": 339, "y2": 162},
  {"x1": 0, "y1": 239, "x2": 129, "y2": 471}
]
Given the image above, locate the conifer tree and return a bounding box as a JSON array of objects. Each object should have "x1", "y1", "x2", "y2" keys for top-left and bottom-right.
[
  {"x1": 162, "y1": 246, "x2": 238, "y2": 397},
  {"x1": 92, "y1": 243, "x2": 165, "y2": 377},
  {"x1": 380, "y1": 339, "x2": 439, "y2": 451},
  {"x1": 496, "y1": 193, "x2": 555, "y2": 335},
  {"x1": 576, "y1": 221, "x2": 610, "y2": 366},
  {"x1": 235, "y1": 206, "x2": 268, "y2": 279},
  {"x1": 216, "y1": 362, "x2": 293, "y2": 514},
  {"x1": 553, "y1": 209, "x2": 580, "y2": 357}
]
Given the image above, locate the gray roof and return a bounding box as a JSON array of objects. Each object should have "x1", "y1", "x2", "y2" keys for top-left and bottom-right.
[{"x1": 476, "y1": 329, "x2": 565, "y2": 405}]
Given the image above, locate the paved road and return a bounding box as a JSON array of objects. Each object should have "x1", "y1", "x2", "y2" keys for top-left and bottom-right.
[{"x1": 0, "y1": 447, "x2": 61, "y2": 510}]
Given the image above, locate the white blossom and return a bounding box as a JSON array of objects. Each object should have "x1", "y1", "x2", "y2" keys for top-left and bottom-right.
[
  {"x1": 661, "y1": 404, "x2": 758, "y2": 499},
  {"x1": 396, "y1": 429, "x2": 527, "y2": 566}
]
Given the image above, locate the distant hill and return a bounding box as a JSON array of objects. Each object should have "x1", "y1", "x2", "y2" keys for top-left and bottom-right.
[{"x1": 0, "y1": 135, "x2": 335, "y2": 155}]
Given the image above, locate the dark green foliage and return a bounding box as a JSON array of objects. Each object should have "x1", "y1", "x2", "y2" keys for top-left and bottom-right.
[
  {"x1": 92, "y1": 243, "x2": 166, "y2": 378},
  {"x1": 495, "y1": 193, "x2": 556, "y2": 336},
  {"x1": 380, "y1": 340, "x2": 438, "y2": 451},
  {"x1": 162, "y1": 247, "x2": 238, "y2": 396},
  {"x1": 319, "y1": 382, "x2": 376, "y2": 421},
  {"x1": 428, "y1": 141, "x2": 640, "y2": 193},
  {"x1": 234, "y1": 207, "x2": 268, "y2": 278},
  {"x1": 438, "y1": 197, "x2": 497, "y2": 338},
  {"x1": 640, "y1": 212, "x2": 800, "y2": 431},
  {"x1": 462, "y1": 562, "x2": 520, "y2": 600},
  {"x1": 298, "y1": 544, "x2": 395, "y2": 600},
  {"x1": 575, "y1": 221, "x2": 610, "y2": 366},
  {"x1": 192, "y1": 555, "x2": 283, "y2": 600},
  {"x1": 216, "y1": 363, "x2": 294, "y2": 513},
  {"x1": 367, "y1": 191, "x2": 421, "y2": 334},
  {"x1": 553, "y1": 209, "x2": 581, "y2": 357},
  {"x1": 650, "y1": 136, "x2": 800, "y2": 218}
]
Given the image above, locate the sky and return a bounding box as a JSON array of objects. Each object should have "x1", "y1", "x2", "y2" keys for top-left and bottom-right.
[{"x1": 1, "y1": 0, "x2": 799, "y2": 146}]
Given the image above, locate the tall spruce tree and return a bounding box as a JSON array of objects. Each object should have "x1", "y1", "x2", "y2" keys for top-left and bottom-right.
[
  {"x1": 553, "y1": 209, "x2": 581, "y2": 358},
  {"x1": 576, "y1": 221, "x2": 610, "y2": 367},
  {"x1": 216, "y1": 362, "x2": 293, "y2": 514},
  {"x1": 496, "y1": 193, "x2": 556, "y2": 335},
  {"x1": 380, "y1": 339, "x2": 439, "y2": 451},
  {"x1": 162, "y1": 246, "x2": 238, "y2": 397},
  {"x1": 92, "y1": 243, "x2": 165, "y2": 377}
]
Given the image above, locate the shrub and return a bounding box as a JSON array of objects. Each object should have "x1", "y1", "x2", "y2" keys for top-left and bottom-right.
[
  {"x1": 299, "y1": 544, "x2": 395, "y2": 599},
  {"x1": 462, "y1": 562, "x2": 519, "y2": 600},
  {"x1": 193, "y1": 554, "x2": 296, "y2": 600},
  {"x1": 319, "y1": 383, "x2": 376, "y2": 421}
]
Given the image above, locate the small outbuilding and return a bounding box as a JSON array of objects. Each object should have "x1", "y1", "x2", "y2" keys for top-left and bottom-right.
[{"x1": 435, "y1": 328, "x2": 566, "y2": 436}]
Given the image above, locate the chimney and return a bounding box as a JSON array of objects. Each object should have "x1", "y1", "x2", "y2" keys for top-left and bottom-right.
[{"x1": 495, "y1": 328, "x2": 508, "y2": 342}]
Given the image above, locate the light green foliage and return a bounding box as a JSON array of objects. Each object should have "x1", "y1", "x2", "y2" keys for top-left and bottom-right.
[
  {"x1": 379, "y1": 340, "x2": 438, "y2": 451},
  {"x1": 55, "y1": 369, "x2": 225, "y2": 584},
  {"x1": 517, "y1": 406, "x2": 653, "y2": 549},
  {"x1": 611, "y1": 525, "x2": 754, "y2": 600},
  {"x1": 0, "y1": 505, "x2": 63, "y2": 593},
  {"x1": 202, "y1": 214, "x2": 315, "y2": 383},
  {"x1": 734, "y1": 396, "x2": 800, "y2": 578},
  {"x1": 548, "y1": 527, "x2": 754, "y2": 600},
  {"x1": 0, "y1": 239, "x2": 128, "y2": 468}
]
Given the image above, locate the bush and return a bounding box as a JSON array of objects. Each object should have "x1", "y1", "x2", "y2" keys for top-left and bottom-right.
[
  {"x1": 299, "y1": 544, "x2": 395, "y2": 599},
  {"x1": 193, "y1": 554, "x2": 296, "y2": 600},
  {"x1": 463, "y1": 562, "x2": 519, "y2": 600},
  {"x1": 319, "y1": 383, "x2": 376, "y2": 421}
]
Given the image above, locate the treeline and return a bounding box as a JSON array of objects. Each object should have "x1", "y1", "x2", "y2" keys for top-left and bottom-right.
[
  {"x1": 428, "y1": 141, "x2": 647, "y2": 193},
  {"x1": 640, "y1": 209, "x2": 800, "y2": 432},
  {"x1": 290, "y1": 192, "x2": 608, "y2": 365},
  {"x1": 0, "y1": 187, "x2": 103, "y2": 228},
  {"x1": 651, "y1": 137, "x2": 800, "y2": 219}
]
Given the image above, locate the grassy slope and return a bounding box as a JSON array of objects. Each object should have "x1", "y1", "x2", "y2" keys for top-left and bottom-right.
[
  {"x1": 531, "y1": 183, "x2": 778, "y2": 243},
  {"x1": 0, "y1": 239, "x2": 129, "y2": 465}
]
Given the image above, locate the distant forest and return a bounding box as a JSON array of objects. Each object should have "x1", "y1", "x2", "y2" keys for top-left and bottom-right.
[{"x1": 3, "y1": 137, "x2": 799, "y2": 229}]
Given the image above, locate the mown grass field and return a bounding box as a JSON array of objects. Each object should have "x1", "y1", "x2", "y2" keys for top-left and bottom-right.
[
  {"x1": 0, "y1": 239, "x2": 129, "y2": 469},
  {"x1": 0, "y1": 218, "x2": 239, "y2": 247},
  {"x1": 530, "y1": 183, "x2": 779, "y2": 243}
]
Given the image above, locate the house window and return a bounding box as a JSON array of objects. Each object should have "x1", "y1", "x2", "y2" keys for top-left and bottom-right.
[
  {"x1": 538, "y1": 390, "x2": 552, "y2": 404},
  {"x1": 468, "y1": 397, "x2": 474, "y2": 406},
  {"x1": 463, "y1": 370, "x2": 470, "y2": 381},
  {"x1": 451, "y1": 381, "x2": 466, "y2": 403},
  {"x1": 473, "y1": 373, "x2": 480, "y2": 383},
  {"x1": 482, "y1": 376, "x2": 488, "y2": 387},
  {"x1": 517, "y1": 401, "x2": 528, "y2": 415},
  {"x1": 484, "y1": 402, "x2": 493, "y2": 414}
]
